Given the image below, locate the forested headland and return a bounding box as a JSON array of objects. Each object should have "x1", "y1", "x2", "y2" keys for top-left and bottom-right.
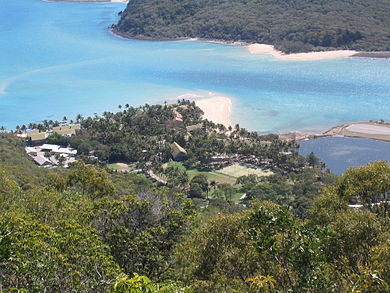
[
  {"x1": 1, "y1": 100, "x2": 390, "y2": 292},
  {"x1": 114, "y1": 0, "x2": 390, "y2": 53}
]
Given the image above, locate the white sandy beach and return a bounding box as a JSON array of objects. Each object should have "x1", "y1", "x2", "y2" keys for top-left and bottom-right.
[
  {"x1": 248, "y1": 44, "x2": 357, "y2": 61},
  {"x1": 194, "y1": 96, "x2": 233, "y2": 128}
]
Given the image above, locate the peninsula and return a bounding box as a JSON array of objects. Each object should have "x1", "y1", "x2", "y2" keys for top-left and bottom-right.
[
  {"x1": 114, "y1": 0, "x2": 390, "y2": 55},
  {"x1": 248, "y1": 44, "x2": 357, "y2": 61},
  {"x1": 194, "y1": 95, "x2": 232, "y2": 128}
]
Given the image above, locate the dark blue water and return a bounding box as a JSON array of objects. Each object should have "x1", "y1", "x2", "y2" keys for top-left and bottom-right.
[{"x1": 299, "y1": 137, "x2": 390, "y2": 174}]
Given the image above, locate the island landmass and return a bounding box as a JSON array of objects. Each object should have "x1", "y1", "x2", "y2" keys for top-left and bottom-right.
[{"x1": 113, "y1": 0, "x2": 390, "y2": 57}]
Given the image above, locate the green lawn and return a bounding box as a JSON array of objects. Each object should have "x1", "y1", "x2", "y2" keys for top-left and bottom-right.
[
  {"x1": 167, "y1": 161, "x2": 246, "y2": 202},
  {"x1": 167, "y1": 161, "x2": 238, "y2": 185},
  {"x1": 167, "y1": 161, "x2": 186, "y2": 171},
  {"x1": 218, "y1": 163, "x2": 273, "y2": 177},
  {"x1": 167, "y1": 161, "x2": 272, "y2": 185},
  {"x1": 187, "y1": 169, "x2": 237, "y2": 185},
  {"x1": 107, "y1": 163, "x2": 134, "y2": 172}
]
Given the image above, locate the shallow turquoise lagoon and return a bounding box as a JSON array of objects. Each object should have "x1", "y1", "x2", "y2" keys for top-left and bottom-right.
[{"x1": 1, "y1": 0, "x2": 389, "y2": 133}]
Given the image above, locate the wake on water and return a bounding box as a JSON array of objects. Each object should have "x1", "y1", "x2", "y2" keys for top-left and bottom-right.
[{"x1": 0, "y1": 58, "x2": 108, "y2": 95}]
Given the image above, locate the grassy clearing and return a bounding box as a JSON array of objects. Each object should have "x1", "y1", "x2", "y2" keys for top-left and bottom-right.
[
  {"x1": 107, "y1": 163, "x2": 134, "y2": 172},
  {"x1": 218, "y1": 163, "x2": 272, "y2": 178},
  {"x1": 167, "y1": 161, "x2": 236, "y2": 184},
  {"x1": 167, "y1": 161, "x2": 186, "y2": 171},
  {"x1": 167, "y1": 162, "x2": 271, "y2": 185},
  {"x1": 187, "y1": 169, "x2": 237, "y2": 185},
  {"x1": 167, "y1": 161, "x2": 246, "y2": 202}
]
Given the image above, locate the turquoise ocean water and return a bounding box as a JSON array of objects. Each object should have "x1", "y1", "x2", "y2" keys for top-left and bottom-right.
[{"x1": 1, "y1": 0, "x2": 390, "y2": 135}]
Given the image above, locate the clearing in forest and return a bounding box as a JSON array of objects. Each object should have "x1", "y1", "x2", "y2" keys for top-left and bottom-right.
[{"x1": 217, "y1": 164, "x2": 273, "y2": 178}]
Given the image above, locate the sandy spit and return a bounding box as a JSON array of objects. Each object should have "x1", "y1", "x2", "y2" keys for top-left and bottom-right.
[
  {"x1": 194, "y1": 95, "x2": 233, "y2": 128},
  {"x1": 248, "y1": 44, "x2": 357, "y2": 61}
]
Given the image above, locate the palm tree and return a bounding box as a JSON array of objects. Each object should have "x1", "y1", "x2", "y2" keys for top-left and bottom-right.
[
  {"x1": 76, "y1": 114, "x2": 83, "y2": 123},
  {"x1": 43, "y1": 120, "x2": 49, "y2": 128},
  {"x1": 0, "y1": 126, "x2": 6, "y2": 132},
  {"x1": 210, "y1": 180, "x2": 217, "y2": 190}
]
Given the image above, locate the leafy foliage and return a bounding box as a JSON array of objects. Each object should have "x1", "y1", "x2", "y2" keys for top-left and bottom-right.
[{"x1": 1, "y1": 107, "x2": 390, "y2": 292}]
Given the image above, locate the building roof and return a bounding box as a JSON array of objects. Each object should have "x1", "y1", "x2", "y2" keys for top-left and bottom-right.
[
  {"x1": 53, "y1": 147, "x2": 77, "y2": 155},
  {"x1": 25, "y1": 147, "x2": 37, "y2": 154},
  {"x1": 171, "y1": 142, "x2": 187, "y2": 160},
  {"x1": 31, "y1": 154, "x2": 52, "y2": 166},
  {"x1": 53, "y1": 124, "x2": 80, "y2": 131},
  {"x1": 38, "y1": 144, "x2": 77, "y2": 155},
  {"x1": 40, "y1": 144, "x2": 60, "y2": 151},
  {"x1": 186, "y1": 123, "x2": 203, "y2": 132},
  {"x1": 52, "y1": 124, "x2": 80, "y2": 135},
  {"x1": 171, "y1": 142, "x2": 186, "y2": 154},
  {"x1": 27, "y1": 132, "x2": 47, "y2": 141}
]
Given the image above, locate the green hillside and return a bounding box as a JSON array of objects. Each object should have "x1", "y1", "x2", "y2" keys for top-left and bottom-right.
[
  {"x1": 1, "y1": 101, "x2": 390, "y2": 291},
  {"x1": 114, "y1": 0, "x2": 390, "y2": 53}
]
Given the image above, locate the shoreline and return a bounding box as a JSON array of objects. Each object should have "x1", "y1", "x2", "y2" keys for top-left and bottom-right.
[
  {"x1": 194, "y1": 96, "x2": 233, "y2": 128},
  {"x1": 173, "y1": 93, "x2": 233, "y2": 128},
  {"x1": 280, "y1": 121, "x2": 390, "y2": 143},
  {"x1": 111, "y1": 28, "x2": 390, "y2": 61},
  {"x1": 247, "y1": 44, "x2": 357, "y2": 61}
]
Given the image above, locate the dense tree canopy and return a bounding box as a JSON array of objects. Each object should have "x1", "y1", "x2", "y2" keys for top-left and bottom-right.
[
  {"x1": 115, "y1": 0, "x2": 390, "y2": 53},
  {"x1": 2, "y1": 107, "x2": 390, "y2": 292}
]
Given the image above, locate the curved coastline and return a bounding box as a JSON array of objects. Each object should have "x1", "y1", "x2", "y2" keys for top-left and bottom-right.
[
  {"x1": 172, "y1": 93, "x2": 233, "y2": 128},
  {"x1": 247, "y1": 44, "x2": 357, "y2": 61},
  {"x1": 281, "y1": 121, "x2": 390, "y2": 143},
  {"x1": 8, "y1": 0, "x2": 388, "y2": 135},
  {"x1": 173, "y1": 92, "x2": 390, "y2": 144},
  {"x1": 45, "y1": 0, "x2": 390, "y2": 61},
  {"x1": 194, "y1": 96, "x2": 233, "y2": 128},
  {"x1": 111, "y1": 28, "x2": 389, "y2": 61}
]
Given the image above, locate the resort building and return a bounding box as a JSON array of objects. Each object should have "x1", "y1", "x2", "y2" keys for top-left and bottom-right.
[
  {"x1": 52, "y1": 124, "x2": 80, "y2": 136},
  {"x1": 171, "y1": 142, "x2": 187, "y2": 161},
  {"x1": 31, "y1": 154, "x2": 54, "y2": 167},
  {"x1": 164, "y1": 111, "x2": 183, "y2": 129},
  {"x1": 186, "y1": 123, "x2": 203, "y2": 133},
  {"x1": 25, "y1": 144, "x2": 78, "y2": 168},
  {"x1": 26, "y1": 130, "x2": 48, "y2": 144}
]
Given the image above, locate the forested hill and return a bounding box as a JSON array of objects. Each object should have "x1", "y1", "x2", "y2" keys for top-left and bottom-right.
[{"x1": 114, "y1": 0, "x2": 390, "y2": 53}]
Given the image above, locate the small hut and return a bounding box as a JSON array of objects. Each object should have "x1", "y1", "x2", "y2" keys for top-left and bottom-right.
[{"x1": 171, "y1": 142, "x2": 187, "y2": 161}]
